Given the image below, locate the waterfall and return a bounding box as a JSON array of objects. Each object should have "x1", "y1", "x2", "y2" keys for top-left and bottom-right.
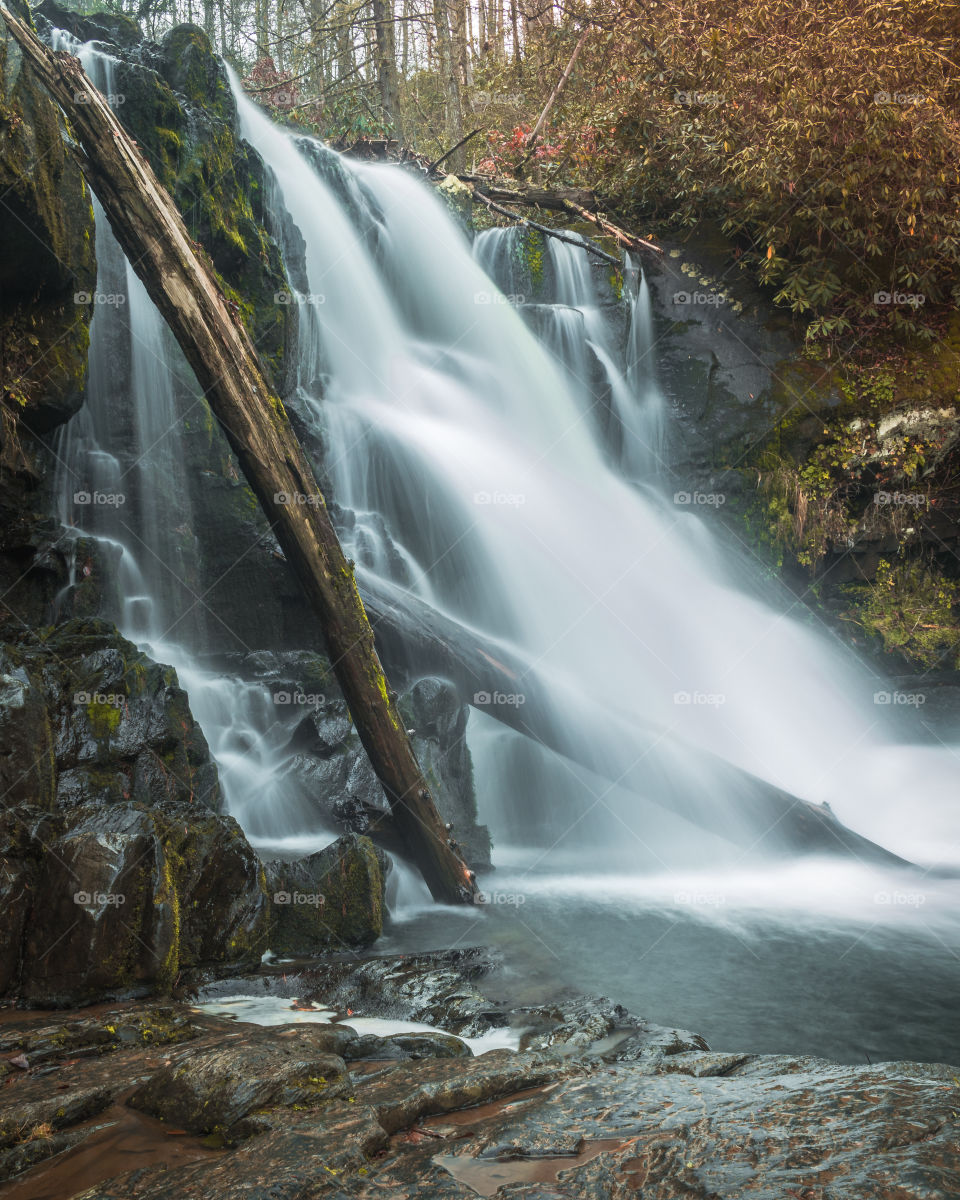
[
  {"x1": 48, "y1": 36, "x2": 959, "y2": 881},
  {"x1": 36, "y1": 33, "x2": 958, "y2": 1062},
  {"x1": 230, "y1": 74, "x2": 958, "y2": 872}
]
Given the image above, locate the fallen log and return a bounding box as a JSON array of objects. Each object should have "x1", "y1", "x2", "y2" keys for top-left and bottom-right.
[
  {"x1": 469, "y1": 186, "x2": 620, "y2": 266},
  {"x1": 449, "y1": 177, "x2": 601, "y2": 212},
  {"x1": 561, "y1": 197, "x2": 663, "y2": 257},
  {"x1": 0, "y1": 3, "x2": 478, "y2": 905},
  {"x1": 359, "y1": 573, "x2": 908, "y2": 867}
]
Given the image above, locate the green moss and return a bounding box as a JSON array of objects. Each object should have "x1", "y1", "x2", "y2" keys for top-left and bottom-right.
[{"x1": 86, "y1": 699, "x2": 122, "y2": 739}]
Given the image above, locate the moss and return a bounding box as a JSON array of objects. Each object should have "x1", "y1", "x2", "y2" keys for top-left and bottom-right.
[{"x1": 86, "y1": 699, "x2": 122, "y2": 739}]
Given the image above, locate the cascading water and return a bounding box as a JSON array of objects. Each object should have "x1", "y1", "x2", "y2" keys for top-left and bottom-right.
[
  {"x1": 228, "y1": 74, "x2": 959, "y2": 1061},
  {"x1": 49, "y1": 32, "x2": 958, "y2": 1062}
]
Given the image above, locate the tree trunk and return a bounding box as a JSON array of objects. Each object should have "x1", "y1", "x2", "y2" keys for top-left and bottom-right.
[
  {"x1": 0, "y1": 4, "x2": 478, "y2": 905},
  {"x1": 524, "y1": 26, "x2": 588, "y2": 153},
  {"x1": 372, "y1": 0, "x2": 401, "y2": 134},
  {"x1": 432, "y1": 0, "x2": 464, "y2": 169}
]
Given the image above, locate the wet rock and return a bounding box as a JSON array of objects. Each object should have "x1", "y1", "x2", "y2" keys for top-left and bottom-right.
[
  {"x1": 0, "y1": 1085, "x2": 110, "y2": 1150},
  {"x1": 36, "y1": 1, "x2": 142, "y2": 48},
  {"x1": 80, "y1": 1103, "x2": 390, "y2": 1198},
  {"x1": 1, "y1": 991, "x2": 957, "y2": 1199},
  {"x1": 346, "y1": 1049, "x2": 561, "y2": 1136},
  {"x1": 3, "y1": 620, "x2": 220, "y2": 814},
  {"x1": 128, "y1": 1025, "x2": 349, "y2": 1142},
  {"x1": 210, "y1": 652, "x2": 490, "y2": 871},
  {"x1": 519, "y1": 995, "x2": 635, "y2": 1052},
  {"x1": 14, "y1": 797, "x2": 268, "y2": 1005},
  {"x1": 299, "y1": 948, "x2": 509, "y2": 1037},
  {"x1": 349, "y1": 1031, "x2": 472, "y2": 1060},
  {"x1": 0, "y1": 1005, "x2": 201, "y2": 1064},
  {"x1": 604, "y1": 1019, "x2": 711, "y2": 1064},
  {"x1": 0, "y1": 622, "x2": 270, "y2": 1003},
  {"x1": 0, "y1": 0, "x2": 96, "y2": 435},
  {"x1": 265, "y1": 834, "x2": 386, "y2": 953}
]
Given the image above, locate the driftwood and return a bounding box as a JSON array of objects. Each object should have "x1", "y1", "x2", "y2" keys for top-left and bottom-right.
[
  {"x1": 360, "y1": 574, "x2": 908, "y2": 867},
  {"x1": 0, "y1": 3, "x2": 478, "y2": 905}
]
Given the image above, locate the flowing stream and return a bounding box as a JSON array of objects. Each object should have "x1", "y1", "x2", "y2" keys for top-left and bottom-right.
[{"x1": 50, "y1": 35, "x2": 960, "y2": 1064}]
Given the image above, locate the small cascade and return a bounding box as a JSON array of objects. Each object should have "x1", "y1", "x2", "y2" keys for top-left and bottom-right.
[{"x1": 49, "y1": 36, "x2": 331, "y2": 851}]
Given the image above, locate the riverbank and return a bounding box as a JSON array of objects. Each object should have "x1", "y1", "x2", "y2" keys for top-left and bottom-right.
[{"x1": 1, "y1": 949, "x2": 957, "y2": 1198}]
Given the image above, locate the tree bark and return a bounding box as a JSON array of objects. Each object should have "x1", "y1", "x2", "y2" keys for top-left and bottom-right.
[
  {"x1": 432, "y1": 0, "x2": 465, "y2": 170},
  {"x1": 371, "y1": 0, "x2": 401, "y2": 134},
  {"x1": 0, "y1": 3, "x2": 478, "y2": 905}
]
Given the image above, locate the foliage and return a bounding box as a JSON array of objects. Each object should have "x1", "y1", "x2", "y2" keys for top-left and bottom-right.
[
  {"x1": 529, "y1": 0, "x2": 960, "y2": 346},
  {"x1": 842, "y1": 556, "x2": 960, "y2": 667}
]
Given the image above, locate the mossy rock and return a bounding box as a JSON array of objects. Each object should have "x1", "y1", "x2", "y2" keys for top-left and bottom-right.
[
  {"x1": 265, "y1": 835, "x2": 385, "y2": 954},
  {"x1": 0, "y1": 0, "x2": 95, "y2": 430},
  {"x1": 100, "y1": 27, "x2": 292, "y2": 387}
]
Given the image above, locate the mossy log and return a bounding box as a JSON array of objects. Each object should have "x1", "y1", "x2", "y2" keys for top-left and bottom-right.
[{"x1": 0, "y1": 3, "x2": 478, "y2": 905}]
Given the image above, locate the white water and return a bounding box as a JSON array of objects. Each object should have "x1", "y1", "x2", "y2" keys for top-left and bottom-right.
[
  {"x1": 50, "y1": 36, "x2": 959, "y2": 923},
  {"x1": 231, "y1": 74, "x2": 960, "y2": 874}
]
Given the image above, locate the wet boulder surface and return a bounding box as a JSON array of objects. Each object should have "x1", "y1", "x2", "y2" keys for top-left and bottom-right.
[
  {"x1": 0, "y1": 619, "x2": 270, "y2": 1004},
  {"x1": 0, "y1": 968, "x2": 955, "y2": 1200},
  {"x1": 264, "y1": 833, "x2": 387, "y2": 954}
]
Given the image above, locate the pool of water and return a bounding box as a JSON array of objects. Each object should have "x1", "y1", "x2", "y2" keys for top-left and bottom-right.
[{"x1": 382, "y1": 853, "x2": 960, "y2": 1066}]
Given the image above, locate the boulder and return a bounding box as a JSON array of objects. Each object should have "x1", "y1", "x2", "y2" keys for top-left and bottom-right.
[
  {"x1": 265, "y1": 833, "x2": 385, "y2": 953},
  {"x1": 14, "y1": 798, "x2": 268, "y2": 1005},
  {"x1": 0, "y1": 620, "x2": 270, "y2": 1003}
]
